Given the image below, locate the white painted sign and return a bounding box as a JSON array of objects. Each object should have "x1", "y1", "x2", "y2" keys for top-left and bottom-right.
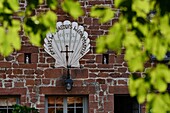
[{"x1": 44, "y1": 20, "x2": 90, "y2": 68}]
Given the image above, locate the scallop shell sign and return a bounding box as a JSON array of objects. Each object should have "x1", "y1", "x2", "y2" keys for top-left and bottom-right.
[{"x1": 44, "y1": 20, "x2": 90, "y2": 68}]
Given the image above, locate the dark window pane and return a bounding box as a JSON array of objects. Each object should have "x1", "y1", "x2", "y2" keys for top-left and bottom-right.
[
  {"x1": 48, "y1": 97, "x2": 64, "y2": 107},
  {"x1": 0, "y1": 110, "x2": 7, "y2": 113},
  {"x1": 48, "y1": 97, "x2": 55, "y2": 107},
  {"x1": 8, "y1": 109, "x2": 13, "y2": 113},
  {"x1": 0, "y1": 107, "x2": 8, "y2": 108},
  {"x1": 114, "y1": 95, "x2": 140, "y2": 113},
  {"x1": 76, "y1": 108, "x2": 83, "y2": 113},
  {"x1": 75, "y1": 97, "x2": 83, "y2": 107},
  {"x1": 56, "y1": 108, "x2": 63, "y2": 113},
  {"x1": 67, "y1": 97, "x2": 74, "y2": 107},
  {"x1": 68, "y1": 108, "x2": 74, "y2": 113},
  {"x1": 56, "y1": 97, "x2": 63, "y2": 107},
  {"x1": 48, "y1": 108, "x2": 55, "y2": 113}
]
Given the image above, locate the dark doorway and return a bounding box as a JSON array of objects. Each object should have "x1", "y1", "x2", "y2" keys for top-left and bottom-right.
[{"x1": 114, "y1": 94, "x2": 140, "y2": 113}]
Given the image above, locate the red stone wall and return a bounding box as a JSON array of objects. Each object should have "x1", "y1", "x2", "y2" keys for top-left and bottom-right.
[{"x1": 0, "y1": 0, "x2": 146, "y2": 113}]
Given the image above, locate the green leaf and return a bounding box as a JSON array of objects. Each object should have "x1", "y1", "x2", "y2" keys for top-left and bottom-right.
[
  {"x1": 0, "y1": 23, "x2": 21, "y2": 56},
  {"x1": 40, "y1": 11, "x2": 57, "y2": 32},
  {"x1": 7, "y1": 0, "x2": 19, "y2": 11},
  {"x1": 106, "y1": 22, "x2": 124, "y2": 51},
  {"x1": 8, "y1": 27, "x2": 21, "y2": 50},
  {"x1": 155, "y1": 79, "x2": 167, "y2": 92},
  {"x1": 115, "y1": 0, "x2": 123, "y2": 8},
  {"x1": 129, "y1": 76, "x2": 137, "y2": 97},
  {"x1": 150, "y1": 64, "x2": 170, "y2": 92},
  {"x1": 29, "y1": 32, "x2": 41, "y2": 46},
  {"x1": 46, "y1": 0, "x2": 58, "y2": 10},
  {"x1": 0, "y1": 0, "x2": 4, "y2": 9},
  {"x1": 90, "y1": 6, "x2": 114, "y2": 23},
  {"x1": 132, "y1": 0, "x2": 149, "y2": 17},
  {"x1": 147, "y1": 93, "x2": 156, "y2": 102},
  {"x1": 145, "y1": 35, "x2": 168, "y2": 61},
  {"x1": 0, "y1": 27, "x2": 5, "y2": 44},
  {"x1": 61, "y1": 0, "x2": 83, "y2": 19},
  {"x1": 151, "y1": 94, "x2": 170, "y2": 113},
  {"x1": 24, "y1": 11, "x2": 57, "y2": 46},
  {"x1": 137, "y1": 86, "x2": 146, "y2": 103},
  {"x1": 123, "y1": 31, "x2": 147, "y2": 71},
  {"x1": 96, "y1": 36, "x2": 107, "y2": 53}
]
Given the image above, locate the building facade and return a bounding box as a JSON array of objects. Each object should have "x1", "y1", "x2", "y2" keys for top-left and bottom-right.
[{"x1": 0, "y1": 0, "x2": 148, "y2": 113}]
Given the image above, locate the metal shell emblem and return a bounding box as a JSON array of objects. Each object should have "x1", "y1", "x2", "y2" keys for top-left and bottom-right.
[{"x1": 44, "y1": 20, "x2": 90, "y2": 68}]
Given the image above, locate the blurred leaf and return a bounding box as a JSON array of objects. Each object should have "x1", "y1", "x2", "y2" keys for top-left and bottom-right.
[
  {"x1": 40, "y1": 11, "x2": 57, "y2": 32},
  {"x1": 0, "y1": 19, "x2": 21, "y2": 56},
  {"x1": 61, "y1": 0, "x2": 83, "y2": 19},
  {"x1": 132, "y1": 0, "x2": 149, "y2": 17},
  {"x1": 90, "y1": 6, "x2": 114, "y2": 23},
  {"x1": 123, "y1": 31, "x2": 147, "y2": 71},
  {"x1": 145, "y1": 34, "x2": 168, "y2": 61},
  {"x1": 151, "y1": 94, "x2": 170, "y2": 113},
  {"x1": 129, "y1": 76, "x2": 137, "y2": 97},
  {"x1": 96, "y1": 36, "x2": 107, "y2": 53},
  {"x1": 24, "y1": 11, "x2": 57, "y2": 46},
  {"x1": 150, "y1": 64, "x2": 170, "y2": 92},
  {"x1": 46, "y1": 0, "x2": 58, "y2": 10},
  {"x1": 115, "y1": 0, "x2": 123, "y2": 8},
  {"x1": 137, "y1": 84, "x2": 147, "y2": 103},
  {"x1": 29, "y1": 32, "x2": 41, "y2": 46},
  {"x1": 106, "y1": 22, "x2": 124, "y2": 50},
  {"x1": 7, "y1": 0, "x2": 19, "y2": 11}
]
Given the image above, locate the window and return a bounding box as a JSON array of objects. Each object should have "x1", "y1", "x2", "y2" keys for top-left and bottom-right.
[
  {"x1": 46, "y1": 96, "x2": 88, "y2": 113},
  {"x1": 114, "y1": 94, "x2": 140, "y2": 113},
  {"x1": 0, "y1": 96, "x2": 20, "y2": 113}
]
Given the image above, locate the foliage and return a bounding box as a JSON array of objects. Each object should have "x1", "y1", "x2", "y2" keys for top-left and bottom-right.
[
  {"x1": 61, "y1": 0, "x2": 83, "y2": 19},
  {"x1": 1, "y1": 0, "x2": 170, "y2": 113},
  {"x1": 90, "y1": 5, "x2": 114, "y2": 23},
  {"x1": 90, "y1": 0, "x2": 170, "y2": 113},
  {"x1": 12, "y1": 104, "x2": 39, "y2": 113},
  {"x1": 0, "y1": 0, "x2": 83, "y2": 56}
]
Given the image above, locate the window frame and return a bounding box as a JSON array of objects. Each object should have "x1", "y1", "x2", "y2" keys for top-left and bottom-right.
[
  {"x1": 45, "y1": 96, "x2": 88, "y2": 113},
  {"x1": 0, "y1": 96, "x2": 20, "y2": 113}
]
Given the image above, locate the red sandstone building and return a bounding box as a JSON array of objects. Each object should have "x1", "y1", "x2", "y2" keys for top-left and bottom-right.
[{"x1": 0, "y1": 0, "x2": 149, "y2": 113}]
